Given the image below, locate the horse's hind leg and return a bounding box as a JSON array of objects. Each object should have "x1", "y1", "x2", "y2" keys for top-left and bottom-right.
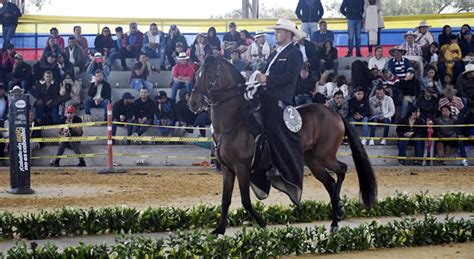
[
  {"x1": 212, "y1": 168, "x2": 236, "y2": 235},
  {"x1": 236, "y1": 166, "x2": 266, "y2": 228},
  {"x1": 327, "y1": 160, "x2": 348, "y2": 223}
]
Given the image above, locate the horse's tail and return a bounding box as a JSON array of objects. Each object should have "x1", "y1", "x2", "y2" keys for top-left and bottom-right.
[{"x1": 341, "y1": 116, "x2": 377, "y2": 208}]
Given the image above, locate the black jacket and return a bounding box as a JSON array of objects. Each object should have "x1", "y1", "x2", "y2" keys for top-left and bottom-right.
[
  {"x1": 175, "y1": 100, "x2": 196, "y2": 125},
  {"x1": 348, "y1": 97, "x2": 369, "y2": 118},
  {"x1": 0, "y1": 2, "x2": 21, "y2": 26},
  {"x1": 396, "y1": 117, "x2": 425, "y2": 138},
  {"x1": 12, "y1": 62, "x2": 32, "y2": 83},
  {"x1": 295, "y1": 76, "x2": 316, "y2": 96},
  {"x1": 340, "y1": 0, "x2": 364, "y2": 20},
  {"x1": 295, "y1": 0, "x2": 324, "y2": 23},
  {"x1": 88, "y1": 81, "x2": 111, "y2": 100},
  {"x1": 112, "y1": 99, "x2": 135, "y2": 121},
  {"x1": 35, "y1": 82, "x2": 60, "y2": 105},
  {"x1": 133, "y1": 97, "x2": 155, "y2": 119},
  {"x1": 414, "y1": 96, "x2": 438, "y2": 121},
  {"x1": 264, "y1": 44, "x2": 304, "y2": 104},
  {"x1": 294, "y1": 40, "x2": 319, "y2": 71}
]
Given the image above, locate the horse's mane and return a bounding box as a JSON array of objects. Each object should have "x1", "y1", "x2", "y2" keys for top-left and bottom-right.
[{"x1": 203, "y1": 55, "x2": 246, "y2": 85}]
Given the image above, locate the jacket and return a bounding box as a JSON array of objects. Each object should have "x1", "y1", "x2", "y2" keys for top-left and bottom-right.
[
  {"x1": 369, "y1": 95, "x2": 395, "y2": 119},
  {"x1": 59, "y1": 79, "x2": 81, "y2": 104},
  {"x1": 12, "y1": 62, "x2": 32, "y2": 83},
  {"x1": 94, "y1": 34, "x2": 115, "y2": 53},
  {"x1": 87, "y1": 81, "x2": 111, "y2": 100},
  {"x1": 0, "y1": 2, "x2": 21, "y2": 26},
  {"x1": 348, "y1": 97, "x2": 369, "y2": 118},
  {"x1": 2, "y1": 51, "x2": 15, "y2": 72},
  {"x1": 112, "y1": 99, "x2": 135, "y2": 121},
  {"x1": 456, "y1": 74, "x2": 474, "y2": 115},
  {"x1": 143, "y1": 31, "x2": 166, "y2": 50},
  {"x1": 64, "y1": 46, "x2": 86, "y2": 66},
  {"x1": 414, "y1": 95, "x2": 438, "y2": 121},
  {"x1": 396, "y1": 117, "x2": 425, "y2": 137},
  {"x1": 340, "y1": 0, "x2": 364, "y2": 20},
  {"x1": 122, "y1": 31, "x2": 144, "y2": 49},
  {"x1": 35, "y1": 81, "x2": 60, "y2": 105},
  {"x1": 294, "y1": 39, "x2": 319, "y2": 70},
  {"x1": 155, "y1": 98, "x2": 177, "y2": 122},
  {"x1": 133, "y1": 97, "x2": 155, "y2": 119},
  {"x1": 295, "y1": 0, "x2": 324, "y2": 23}
]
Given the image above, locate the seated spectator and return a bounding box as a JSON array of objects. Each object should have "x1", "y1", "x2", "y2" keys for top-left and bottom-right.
[
  {"x1": 165, "y1": 24, "x2": 188, "y2": 69},
  {"x1": 396, "y1": 106, "x2": 424, "y2": 166},
  {"x1": 312, "y1": 20, "x2": 334, "y2": 49},
  {"x1": 438, "y1": 25, "x2": 453, "y2": 47},
  {"x1": 2, "y1": 44, "x2": 16, "y2": 74},
  {"x1": 9, "y1": 53, "x2": 32, "y2": 91},
  {"x1": 65, "y1": 36, "x2": 87, "y2": 72},
  {"x1": 414, "y1": 20, "x2": 435, "y2": 54},
  {"x1": 59, "y1": 72, "x2": 81, "y2": 113},
  {"x1": 439, "y1": 35, "x2": 463, "y2": 80},
  {"x1": 120, "y1": 22, "x2": 144, "y2": 71},
  {"x1": 132, "y1": 87, "x2": 155, "y2": 139},
  {"x1": 142, "y1": 23, "x2": 165, "y2": 59},
  {"x1": 94, "y1": 26, "x2": 115, "y2": 57},
  {"x1": 41, "y1": 37, "x2": 61, "y2": 62},
  {"x1": 333, "y1": 75, "x2": 349, "y2": 98},
  {"x1": 229, "y1": 49, "x2": 246, "y2": 73},
  {"x1": 84, "y1": 70, "x2": 111, "y2": 121},
  {"x1": 246, "y1": 31, "x2": 272, "y2": 72},
  {"x1": 294, "y1": 64, "x2": 316, "y2": 105},
  {"x1": 175, "y1": 89, "x2": 197, "y2": 128},
  {"x1": 171, "y1": 52, "x2": 194, "y2": 100},
  {"x1": 193, "y1": 106, "x2": 212, "y2": 137},
  {"x1": 87, "y1": 52, "x2": 111, "y2": 82},
  {"x1": 368, "y1": 46, "x2": 386, "y2": 72},
  {"x1": 73, "y1": 25, "x2": 90, "y2": 55},
  {"x1": 400, "y1": 30, "x2": 424, "y2": 77},
  {"x1": 165, "y1": 42, "x2": 185, "y2": 71},
  {"x1": 348, "y1": 87, "x2": 370, "y2": 145},
  {"x1": 420, "y1": 65, "x2": 442, "y2": 94},
  {"x1": 328, "y1": 90, "x2": 348, "y2": 117},
  {"x1": 33, "y1": 53, "x2": 61, "y2": 83},
  {"x1": 222, "y1": 22, "x2": 243, "y2": 59},
  {"x1": 460, "y1": 30, "x2": 474, "y2": 61},
  {"x1": 423, "y1": 42, "x2": 439, "y2": 68},
  {"x1": 130, "y1": 52, "x2": 154, "y2": 94},
  {"x1": 33, "y1": 71, "x2": 60, "y2": 124},
  {"x1": 206, "y1": 27, "x2": 221, "y2": 56},
  {"x1": 107, "y1": 26, "x2": 124, "y2": 67},
  {"x1": 238, "y1": 30, "x2": 254, "y2": 62},
  {"x1": 369, "y1": 85, "x2": 395, "y2": 145},
  {"x1": 414, "y1": 86, "x2": 438, "y2": 123},
  {"x1": 49, "y1": 27, "x2": 64, "y2": 52},
  {"x1": 435, "y1": 105, "x2": 469, "y2": 166},
  {"x1": 458, "y1": 24, "x2": 472, "y2": 44},
  {"x1": 319, "y1": 40, "x2": 338, "y2": 75},
  {"x1": 295, "y1": 31, "x2": 320, "y2": 75},
  {"x1": 51, "y1": 105, "x2": 86, "y2": 167},
  {"x1": 442, "y1": 73, "x2": 455, "y2": 89},
  {"x1": 439, "y1": 86, "x2": 464, "y2": 121},
  {"x1": 381, "y1": 68, "x2": 400, "y2": 89},
  {"x1": 57, "y1": 53, "x2": 75, "y2": 79},
  {"x1": 190, "y1": 33, "x2": 211, "y2": 65},
  {"x1": 154, "y1": 91, "x2": 177, "y2": 137},
  {"x1": 315, "y1": 70, "x2": 336, "y2": 97},
  {"x1": 112, "y1": 92, "x2": 135, "y2": 139},
  {"x1": 456, "y1": 64, "x2": 474, "y2": 136}
]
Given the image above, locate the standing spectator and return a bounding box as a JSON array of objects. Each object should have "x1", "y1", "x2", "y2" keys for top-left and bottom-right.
[
  {"x1": 9, "y1": 53, "x2": 32, "y2": 91},
  {"x1": 73, "y1": 25, "x2": 89, "y2": 55},
  {"x1": 87, "y1": 52, "x2": 111, "y2": 81},
  {"x1": 155, "y1": 91, "x2": 176, "y2": 137},
  {"x1": 348, "y1": 87, "x2": 370, "y2": 145},
  {"x1": 49, "y1": 27, "x2": 64, "y2": 52},
  {"x1": 460, "y1": 30, "x2": 474, "y2": 59},
  {"x1": 131, "y1": 87, "x2": 155, "y2": 139},
  {"x1": 165, "y1": 24, "x2": 188, "y2": 69},
  {"x1": 295, "y1": 0, "x2": 324, "y2": 41},
  {"x1": 120, "y1": 22, "x2": 144, "y2": 71},
  {"x1": 295, "y1": 31, "x2": 320, "y2": 75},
  {"x1": 41, "y1": 37, "x2": 61, "y2": 62},
  {"x1": 363, "y1": 0, "x2": 384, "y2": 57},
  {"x1": 142, "y1": 23, "x2": 165, "y2": 59},
  {"x1": 65, "y1": 36, "x2": 86, "y2": 72},
  {"x1": 329, "y1": 90, "x2": 348, "y2": 117},
  {"x1": 51, "y1": 105, "x2": 86, "y2": 167},
  {"x1": 247, "y1": 31, "x2": 272, "y2": 72},
  {"x1": 171, "y1": 52, "x2": 194, "y2": 100},
  {"x1": 130, "y1": 52, "x2": 153, "y2": 94},
  {"x1": 438, "y1": 25, "x2": 453, "y2": 47},
  {"x1": 312, "y1": 20, "x2": 334, "y2": 49},
  {"x1": 368, "y1": 46, "x2": 386, "y2": 71},
  {"x1": 414, "y1": 86, "x2": 438, "y2": 123},
  {"x1": 84, "y1": 70, "x2": 111, "y2": 121},
  {"x1": 230, "y1": 49, "x2": 246, "y2": 73},
  {"x1": 107, "y1": 27, "x2": 124, "y2": 67},
  {"x1": 439, "y1": 86, "x2": 464, "y2": 121},
  {"x1": 423, "y1": 42, "x2": 439, "y2": 68},
  {"x1": 190, "y1": 33, "x2": 211, "y2": 65},
  {"x1": 112, "y1": 92, "x2": 135, "y2": 139},
  {"x1": 458, "y1": 24, "x2": 472, "y2": 44},
  {"x1": 59, "y1": 72, "x2": 81, "y2": 112},
  {"x1": 34, "y1": 71, "x2": 60, "y2": 125},
  {"x1": 414, "y1": 20, "x2": 435, "y2": 54},
  {"x1": 206, "y1": 27, "x2": 221, "y2": 56},
  {"x1": 369, "y1": 85, "x2": 395, "y2": 145},
  {"x1": 319, "y1": 40, "x2": 338, "y2": 75},
  {"x1": 94, "y1": 27, "x2": 115, "y2": 57},
  {"x1": 2, "y1": 43, "x2": 16, "y2": 74},
  {"x1": 396, "y1": 106, "x2": 424, "y2": 165},
  {"x1": 294, "y1": 64, "x2": 315, "y2": 105},
  {"x1": 340, "y1": 0, "x2": 364, "y2": 57},
  {"x1": 222, "y1": 22, "x2": 242, "y2": 59},
  {"x1": 0, "y1": 0, "x2": 21, "y2": 51}
]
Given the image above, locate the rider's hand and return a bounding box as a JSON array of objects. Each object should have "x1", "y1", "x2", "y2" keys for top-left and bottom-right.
[{"x1": 257, "y1": 73, "x2": 267, "y2": 85}]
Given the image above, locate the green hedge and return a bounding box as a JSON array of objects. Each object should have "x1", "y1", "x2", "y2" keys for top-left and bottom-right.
[
  {"x1": 0, "y1": 192, "x2": 472, "y2": 240},
  {"x1": 1, "y1": 215, "x2": 472, "y2": 258}
]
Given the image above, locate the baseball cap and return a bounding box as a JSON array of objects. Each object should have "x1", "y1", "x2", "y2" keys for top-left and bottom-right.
[
  {"x1": 156, "y1": 91, "x2": 167, "y2": 100},
  {"x1": 122, "y1": 92, "x2": 135, "y2": 100},
  {"x1": 66, "y1": 105, "x2": 76, "y2": 114},
  {"x1": 94, "y1": 52, "x2": 103, "y2": 58}
]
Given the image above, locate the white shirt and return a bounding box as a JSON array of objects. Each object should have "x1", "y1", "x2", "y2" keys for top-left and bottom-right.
[
  {"x1": 265, "y1": 41, "x2": 293, "y2": 75},
  {"x1": 368, "y1": 56, "x2": 387, "y2": 70},
  {"x1": 68, "y1": 47, "x2": 75, "y2": 64},
  {"x1": 298, "y1": 44, "x2": 308, "y2": 63},
  {"x1": 93, "y1": 83, "x2": 103, "y2": 100}
]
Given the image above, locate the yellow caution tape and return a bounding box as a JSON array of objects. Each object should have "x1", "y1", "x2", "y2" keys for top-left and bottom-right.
[
  {"x1": 114, "y1": 153, "x2": 213, "y2": 160},
  {"x1": 112, "y1": 136, "x2": 212, "y2": 142},
  {"x1": 350, "y1": 121, "x2": 474, "y2": 128},
  {"x1": 337, "y1": 152, "x2": 472, "y2": 161},
  {"x1": 0, "y1": 121, "x2": 107, "y2": 132},
  {"x1": 112, "y1": 121, "x2": 211, "y2": 130}
]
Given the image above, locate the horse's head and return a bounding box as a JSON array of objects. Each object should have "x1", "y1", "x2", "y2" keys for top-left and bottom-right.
[{"x1": 188, "y1": 56, "x2": 245, "y2": 113}]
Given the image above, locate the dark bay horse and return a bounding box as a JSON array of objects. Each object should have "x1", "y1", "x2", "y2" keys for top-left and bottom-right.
[{"x1": 188, "y1": 56, "x2": 377, "y2": 234}]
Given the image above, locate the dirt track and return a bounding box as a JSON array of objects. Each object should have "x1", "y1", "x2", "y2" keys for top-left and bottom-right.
[{"x1": 0, "y1": 167, "x2": 473, "y2": 213}]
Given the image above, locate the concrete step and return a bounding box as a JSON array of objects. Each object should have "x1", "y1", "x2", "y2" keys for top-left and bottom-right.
[
  {"x1": 109, "y1": 58, "x2": 162, "y2": 71},
  {"x1": 78, "y1": 88, "x2": 173, "y2": 103},
  {"x1": 78, "y1": 70, "x2": 173, "y2": 89},
  {"x1": 337, "y1": 57, "x2": 370, "y2": 70}
]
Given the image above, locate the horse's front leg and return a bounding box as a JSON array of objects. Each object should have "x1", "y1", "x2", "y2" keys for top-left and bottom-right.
[
  {"x1": 212, "y1": 167, "x2": 236, "y2": 235},
  {"x1": 235, "y1": 164, "x2": 267, "y2": 228}
]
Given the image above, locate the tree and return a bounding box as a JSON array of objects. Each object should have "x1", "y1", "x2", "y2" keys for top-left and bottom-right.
[
  {"x1": 210, "y1": 4, "x2": 296, "y2": 19},
  {"x1": 25, "y1": 0, "x2": 50, "y2": 12}
]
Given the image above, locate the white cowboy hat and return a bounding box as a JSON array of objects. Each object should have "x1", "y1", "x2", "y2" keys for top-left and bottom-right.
[
  {"x1": 298, "y1": 30, "x2": 307, "y2": 39},
  {"x1": 254, "y1": 30, "x2": 267, "y2": 38},
  {"x1": 389, "y1": 45, "x2": 407, "y2": 56},
  {"x1": 9, "y1": 85, "x2": 24, "y2": 94},
  {"x1": 177, "y1": 52, "x2": 189, "y2": 60},
  {"x1": 403, "y1": 30, "x2": 417, "y2": 38},
  {"x1": 461, "y1": 63, "x2": 474, "y2": 76},
  {"x1": 416, "y1": 20, "x2": 432, "y2": 29},
  {"x1": 267, "y1": 18, "x2": 301, "y2": 40}
]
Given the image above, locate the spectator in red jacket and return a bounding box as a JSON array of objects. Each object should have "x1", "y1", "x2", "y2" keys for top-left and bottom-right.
[
  {"x1": 2, "y1": 44, "x2": 16, "y2": 74},
  {"x1": 120, "y1": 22, "x2": 144, "y2": 71},
  {"x1": 171, "y1": 52, "x2": 194, "y2": 100},
  {"x1": 49, "y1": 27, "x2": 65, "y2": 53}
]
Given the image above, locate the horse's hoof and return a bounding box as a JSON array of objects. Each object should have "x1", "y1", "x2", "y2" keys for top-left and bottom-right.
[
  {"x1": 211, "y1": 228, "x2": 225, "y2": 236},
  {"x1": 330, "y1": 225, "x2": 339, "y2": 233},
  {"x1": 258, "y1": 220, "x2": 267, "y2": 228}
]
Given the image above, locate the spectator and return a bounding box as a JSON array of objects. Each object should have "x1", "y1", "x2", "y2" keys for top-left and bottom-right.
[
  {"x1": 414, "y1": 20, "x2": 435, "y2": 54},
  {"x1": 246, "y1": 31, "x2": 272, "y2": 72},
  {"x1": 230, "y1": 49, "x2": 246, "y2": 73},
  {"x1": 120, "y1": 22, "x2": 144, "y2": 71},
  {"x1": 348, "y1": 87, "x2": 370, "y2": 145},
  {"x1": 175, "y1": 90, "x2": 196, "y2": 127},
  {"x1": 171, "y1": 52, "x2": 194, "y2": 100},
  {"x1": 9, "y1": 53, "x2": 32, "y2": 91},
  {"x1": 319, "y1": 40, "x2": 338, "y2": 74},
  {"x1": 439, "y1": 86, "x2": 464, "y2": 121},
  {"x1": 51, "y1": 105, "x2": 86, "y2": 167},
  {"x1": 87, "y1": 52, "x2": 111, "y2": 81},
  {"x1": 142, "y1": 23, "x2": 165, "y2": 59},
  {"x1": 340, "y1": 0, "x2": 364, "y2": 57},
  {"x1": 363, "y1": 0, "x2": 384, "y2": 56},
  {"x1": 435, "y1": 105, "x2": 469, "y2": 166},
  {"x1": 423, "y1": 42, "x2": 439, "y2": 68},
  {"x1": 49, "y1": 27, "x2": 64, "y2": 52},
  {"x1": 312, "y1": 20, "x2": 334, "y2": 49},
  {"x1": 369, "y1": 85, "x2": 395, "y2": 145},
  {"x1": 456, "y1": 64, "x2": 474, "y2": 136},
  {"x1": 57, "y1": 53, "x2": 75, "y2": 79},
  {"x1": 33, "y1": 53, "x2": 61, "y2": 83},
  {"x1": 440, "y1": 35, "x2": 463, "y2": 79},
  {"x1": 154, "y1": 91, "x2": 177, "y2": 137},
  {"x1": 73, "y1": 25, "x2": 89, "y2": 55},
  {"x1": 130, "y1": 52, "x2": 154, "y2": 94},
  {"x1": 381, "y1": 68, "x2": 400, "y2": 90},
  {"x1": 401, "y1": 30, "x2": 423, "y2": 77},
  {"x1": 222, "y1": 22, "x2": 242, "y2": 59},
  {"x1": 295, "y1": 0, "x2": 324, "y2": 41},
  {"x1": 420, "y1": 65, "x2": 442, "y2": 94},
  {"x1": 94, "y1": 26, "x2": 115, "y2": 57},
  {"x1": 112, "y1": 92, "x2": 135, "y2": 139},
  {"x1": 414, "y1": 86, "x2": 438, "y2": 123},
  {"x1": 84, "y1": 70, "x2": 111, "y2": 121},
  {"x1": 206, "y1": 27, "x2": 221, "y2": 56},
  {"x1": 34, "y1": 71, "x2": 60, "y2": 124},
  {"x1": 0, "y1": 0, "x2": 21, "y2": 51},
  {"x1": 165, "y1": 42, "x2": 185, "y2": 70},
  {"x1": 458, "y1": 24, "x2": 472, "y2": 44},
  {"x1": 107, "y1": 27, "x2": 124, "y2": 67},
  {"x1": 315, "y1": 69, "x2": 330, "y2": 96},
  {"x1": 59, "y1": 72, "x2": 81, "y2": 112},
  {"x1": 333, "y1": 75, "x2": 350, "y2": 98},
  {"x1": 41, "y1": 37, "x2": 61, "y2": 62},
  {"x1": 460, "y1": 30, "x2": 474, "y2": 60},
  {"x1": 65, "y1": 36, "x2": 87, "y2": 72},
  {"x1": 295, "y1": 31, "x2": 320, "y2": 75},
  {"x1": 165, "y1": 24, "x2": 188, "y2": 69},
  {"x1": 2, "y1": 44, "x2": 16, "y2": 74},
  {"x1": 351, "y1": 60, "x2": 372, "y2": 93},
  {"x1": 368, "y1": 46, "x2": 386, "y2": 71},
  {"x1": 190, "y1": 33, "x2": 211, "y2": 65},
  {"x1": 294, "y1": 64, "x2": 316, "y2": 105},
  {"x1": 238, "y1": 30, "x2": 254, "y2": 62},
  {"x1": 193, "y1": 106, "x2": 212, "y2": 137},
  {"x1": 396, "y1": 106, "x2": 424, "y2": 166},
  {"x1": 131, "y1": 87, "x2": 155, "y2": 139},
  {"x1": 329, "y1": 90, "x2": 348, "y2": 117},
  {"x1": 438, "y1": 25, "x2": 453, "y2": 47}
]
